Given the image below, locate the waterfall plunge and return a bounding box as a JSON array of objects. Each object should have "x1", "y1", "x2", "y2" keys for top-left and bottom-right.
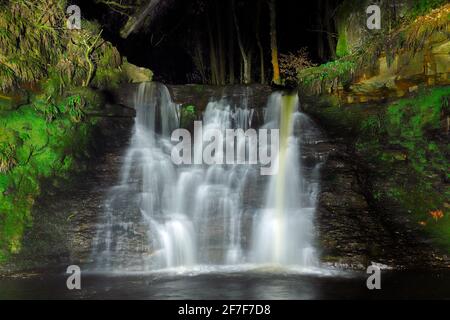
[
  {"x1": 92, "y1": 83, "x2": 323, "y2": 272},
  {"x1": 251, "y1": 94, "x2": 318, "y2": 266},
  {"x1": 92, "y1": 82, "x2": 196, "y2": 271}
]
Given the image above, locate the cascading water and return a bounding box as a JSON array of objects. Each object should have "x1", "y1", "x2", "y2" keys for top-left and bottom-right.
[
  {"x1": 92, "y1": 82, "x2": 324, "y2": 272},
  {"x1": 251, "y1": 94, "x2": 319, "y2": 266},
  {"x1": 92, "y1": 82, "x2": 196, "y2": 271}
]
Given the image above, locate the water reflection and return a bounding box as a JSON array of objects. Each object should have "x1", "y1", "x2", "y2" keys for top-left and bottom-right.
[{"x1": 1, "y1": 270, "x2": 449, "y2": 300}]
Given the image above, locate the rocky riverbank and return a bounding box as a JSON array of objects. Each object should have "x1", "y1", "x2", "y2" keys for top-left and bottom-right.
[{"x1": 302, "y1": 90, "x2": 450, "y2": 270}]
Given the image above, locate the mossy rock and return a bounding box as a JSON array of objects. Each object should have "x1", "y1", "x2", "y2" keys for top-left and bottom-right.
[
  {"x1": 122, "y1": 61, "x2": 153, "y2": 83},
  {"x1": 180, "y1": 104, "x2": 197, "y2": 130},
  {"x1": 0, "y1": 96, "x2": 14, "y2": 111}
]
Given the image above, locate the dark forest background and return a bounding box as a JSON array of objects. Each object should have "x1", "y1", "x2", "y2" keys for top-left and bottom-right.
[{"x1": 76, "y1": 0, "x2": 344, "y2": 84}]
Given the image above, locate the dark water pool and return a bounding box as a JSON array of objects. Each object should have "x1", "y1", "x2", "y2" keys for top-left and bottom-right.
[{"x1": 1, "y1": 269, "x2": 449, "y2": 300}]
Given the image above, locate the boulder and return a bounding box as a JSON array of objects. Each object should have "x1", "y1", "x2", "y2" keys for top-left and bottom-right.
[{"x1": 122, "y1": 61, "x2": 153, "y2": 83}]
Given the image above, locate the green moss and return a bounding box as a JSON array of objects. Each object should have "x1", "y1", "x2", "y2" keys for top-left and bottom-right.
[
  {"x1": 0, "y1": 87, "x2": 99, "y2": 260},
  {"x1": 92, "y1": 68, "x2": 123, "y2": 89},
  {"x1": 0, "y1": 1, "x2": 126, "y2": 93},
  {"x1": 356, "y1": 86, "x2": 450, "y2": 251},
  {"x1": 180, "y1": 104, "x2": 197, "y2": 129},
  {"x1": 297, "y1": 58, "x2": 356, "y2": 94},
  {"x1": 0, "y1": 0, "x2": 124, "y2": 262},
  {"x1": 410, "y1": 0, "x2": 448, "y2": 19},
  {"x1": 336, "y1": 30, "x2": 349, "y2": 58}
]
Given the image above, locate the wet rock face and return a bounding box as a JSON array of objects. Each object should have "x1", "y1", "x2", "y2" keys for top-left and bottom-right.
[
  {"x1": 301, "y1": 87, "x2": 450, "y2": 270},
  {"x1": 316, "y1": 143, "x2": 392, "y2": 269},
  {"x1": 314, "y1": 138, "x2": 450, "y2": 270},
  {"x1": 167, "y1": 84, "x2": 273, "y2": 110},
  {"x1": 112, "y1": 83, "x2": 273, "y2": 110}
]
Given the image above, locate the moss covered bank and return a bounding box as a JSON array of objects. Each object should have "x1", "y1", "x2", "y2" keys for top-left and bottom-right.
[
  {"x1": 296, "y1": 1, "x2": 449, "y2": 267},
  {"x1": 0, "y1": 0, "x2": 149, "y2": 262}
]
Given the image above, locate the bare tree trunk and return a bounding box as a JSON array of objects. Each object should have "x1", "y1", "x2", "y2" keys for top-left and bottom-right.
[
  {"x1": 268, "y1": 0, "x2": 280, "y2": 85},
  {"x1": 256, "y1": 1, "x2": 265, "y2": 84},
  {"x1": 247, "y1": 50, "x2": 253, "y2": 84},
  {"x1": 228, "y1": 2, "x2": 235, "y2": 84},
  {"x1": 324, "y1": 0, "x2": 336, "y2": 60},
  {"x1": 193, "y1": 34, "x2": 207, "y2": 83},
  {"x1": 120, "y1": 0, "x2": 166, "y2": 38},
  {"x1": 215, "y1": 0, "x2": 226, "y2": 85},
  {"x1": 82, "y1": 30, "x2": 103, "y2": 87},
  {"x1": 232, "y1": 0, "x2": 250, "y2": 84},
  {"x1": 317, "y1": 0, "x2": 325, "y2": 61},
  {"x1": 207, "y1": 13, "x2": 219, "y2": 85},
  {"x1": 240, "y1": 58, "x2": 244, "y2": 84}
]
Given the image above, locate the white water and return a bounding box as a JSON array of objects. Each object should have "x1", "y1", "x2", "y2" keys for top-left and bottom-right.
[
  {"x1": 92, "y1": 82, "x2": 324, "y2": 272},
  {"x1": 251, "y1": 94, "x2": 318, "y2": 266}
]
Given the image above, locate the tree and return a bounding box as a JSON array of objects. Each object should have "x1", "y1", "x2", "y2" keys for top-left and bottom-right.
[
  {"x1": 206, "y1": 12, "x2": 220, "y2": 85},
  {"x1": 268, "y1": 0, "x2": 280, "y2": 85},
  {"x1": 279, "y1": 48, "x2": 316, "y2": 85},
  {"x1": 81, "y1": 30, "x2": 104, "y2": 87},
  {"x1": 323, "y1": 0, "x2": 336, "y2": 59},
  {"x1": 232, "y1": 0, "x2": 251, "y2": 84},
  {"x1": 215, "y1": 0, "x2": 226, "y2": 85},
  {"x1": 228, "y1": 1, "x2": 235, "y2": 84},
  {"x1": 256, "y1": 0, "x2": 265, "y2": 84}
]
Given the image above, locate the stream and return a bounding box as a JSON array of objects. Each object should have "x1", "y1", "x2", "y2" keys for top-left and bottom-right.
[{"x1": 1, "y1": 270, "x2": 450, "y2": 299}]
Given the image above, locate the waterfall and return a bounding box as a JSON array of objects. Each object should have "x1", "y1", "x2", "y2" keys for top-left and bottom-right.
[
  {"x1": 251, "y1": 93, "x2": 319, "y2": 266},
  {"x1": 92, "y1": 82, "x2": 324, "y2": 272},
  {"x1": 92, "y1": 82, "x2": 195, "y2": 271}
]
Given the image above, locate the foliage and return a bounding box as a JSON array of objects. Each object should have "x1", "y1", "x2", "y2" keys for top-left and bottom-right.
[
  {"x1": 279, "y1": 48, "x2": 316, "y2": 86},
  {"x1": 356, "y1": 87, "x2": 450, "y2": 251},
  {"x1": 0, "y1": 0, "x2": 129, "y2": 263},
  {"x1": 0, "y1": 0, "x2": 125, "y2": 93},
  {"x1": 336, "y1": 31, "x2": 349, "y2": 58},
  {"x1": 297, "y1": 58, "x2": 356, "y2": 95},
  {"x1": 297, "y1": 3, "x2": 450, "y2": 93},
  {"x1": 409, "y1": 0, "x2": 449, "y2": 19},
  {"x1": 180, "y1": 104, "x2": 197, "y2": 129},
  {"x1": 92, "y1": 66, "x2": 124, "y2": 89},
  {"x1": 0, "y1": 0, "x2": 65, "y2": 91},
  {"x1": 378, "y1": 3, "x2": 450, "y2": 67},
  {"x1": 302, "y1": 86, "x2": 450, "y2": 252},
  {"x1": 0, "y1": 128, "x2": 21, "y2": 173},
  {"x1": 0, "y1": 66, "x2": 104, "y2": 261},
  {"x1": 348, "y1": 3, "x2": 450, "y2": 75},
  {"x1": 0, "y1": 91, "x2": 98, "y2": 260}
]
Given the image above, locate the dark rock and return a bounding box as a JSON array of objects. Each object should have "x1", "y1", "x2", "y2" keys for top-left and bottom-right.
[
  {"x1": 110, "y1": 82, "x2": 273, "y2": 112},
  {"x1": 314, "y1": 133, "x2": 450, "y2": 270},
  {"x1": 167, "y1": 84, "x2": 272, "y2": 111}
]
